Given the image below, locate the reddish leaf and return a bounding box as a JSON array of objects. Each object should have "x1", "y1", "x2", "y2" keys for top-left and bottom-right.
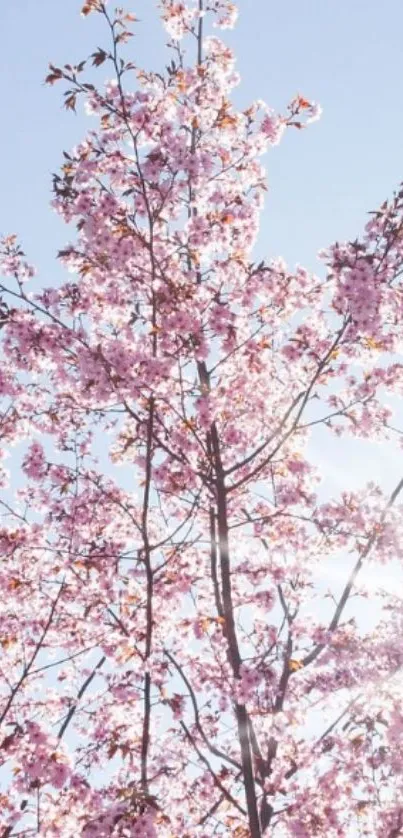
[
  {"x1": 115, "y1": 31, "x2": 134, "y2": 44},
  {"x1": 297, "y1": 95, "x2": 312, "y2": 109},
  {"x1": 45, "y1": 73, "x2": 62, "y2": 86},
  {"x1": 81, "y1": 0, "x2": 101, "y2": 15},
  {"x1": 45, "y1": 65, "x2": 62, "y2": 85},
  {"x1": 91, "y1": 48, "x2": 108, "y2": 67},
  {"x1": 64, "y1": 93, "x2": 77, "y2": 112}
]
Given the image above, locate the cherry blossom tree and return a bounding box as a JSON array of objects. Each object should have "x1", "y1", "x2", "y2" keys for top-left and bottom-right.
[{"x1": 1, "y1": 1, "x2": 403, "y2": 835}]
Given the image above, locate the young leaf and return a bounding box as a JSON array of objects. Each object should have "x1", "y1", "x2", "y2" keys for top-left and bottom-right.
[{"x1": 91, "y1": 48, "x2": 108, "y2": 67}]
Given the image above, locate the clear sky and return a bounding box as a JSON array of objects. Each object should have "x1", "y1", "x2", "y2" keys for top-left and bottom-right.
[{"x1": 1, "y1": 0, "x2": 403, "y2": 498}]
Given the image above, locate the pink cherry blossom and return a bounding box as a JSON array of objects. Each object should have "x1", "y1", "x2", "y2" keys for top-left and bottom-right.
[{"x1": 0, "y1": 2, "x2": 403, "y2": 837}]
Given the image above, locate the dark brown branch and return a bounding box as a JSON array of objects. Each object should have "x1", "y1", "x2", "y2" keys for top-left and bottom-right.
[
  {"x1": 274, "y1": 633, "x2": 293, "y2": 714},
  {"x1": 179, "y1": 718, "x2": 246, "y2": 817},
  {"x1": 209, "y1": 506, "x2": 224, "y2": 619},
  {"x1": 57, "y1": 654, "x2": 106, "y2": 740},
  {"x1": 209, "y1": 421, "x2": 262, "y2": 838},
  {"x1": 0, "y1": 583, "x2": 64, "y2": 728},
  {"x1": 164, "y1": 650, "x2": 241, "y2": 772},
  {"x1": 198, "y1": 770, "x2": 244, "y2": 826},
  {"x1": 303, "y1": 475, "x2": 403, "y2": 667},
  {"x1": 228, "y1": 322, "x2": 349, "y2": 492},
  {"x1": 140, "y1": 397, "x2": 155, "y2": 793}
]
